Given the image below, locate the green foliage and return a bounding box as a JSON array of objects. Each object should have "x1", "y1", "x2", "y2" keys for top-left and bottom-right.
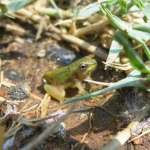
[
  {"x1": 63, "y1": 77, "x2": 147, "y2": 104},
  {"x1": 117, "y1": 0, "x2": 128, "y2": 12},
  {"x1": 133, "y1": 24, "x2": 150, "y2": 33},
  {"x1": 133, "y1": 0, "x2": 150, "y2": 23},
  {"x1": 49, "y1": 0, "x2": 62, "y2": 18},
  {"x1": 7, "y1": 0, "x2": 34, "y2": 13},
  {"x1": 115, "y1": 31, "x2": 150, "y2": 73},
  {"x1": 73, "y1": 7, "x2": 80, "y2": 19},
  {"x1": 64, "y1": 0, "x2": 150, "y2": 104},
  {"x1": 78, "y1": 2, "x2": 101, "y2": 18},
  {"x1": 105, "y1": 31, "x2": 123, "y2": 69},
  {"x1": 101, "y1": 3, "x2": 150, "y2": 59},
  {"x1": 0, "y1": 0, "x2": 34, "y2": 16}
]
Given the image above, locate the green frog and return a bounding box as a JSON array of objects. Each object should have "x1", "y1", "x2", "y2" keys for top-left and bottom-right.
[{"x1": 43, "y1": 56, "x2": 97, "y2": 102}]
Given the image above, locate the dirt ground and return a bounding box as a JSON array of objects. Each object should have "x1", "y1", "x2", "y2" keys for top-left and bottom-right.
[{"x1": 0, "y1": 36, "x2": 150, "y2": 150}]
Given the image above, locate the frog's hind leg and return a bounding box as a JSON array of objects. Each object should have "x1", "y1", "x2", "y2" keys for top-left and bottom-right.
[{"x1": 44, "y1": 84, "x2": 65, "y2": 103}]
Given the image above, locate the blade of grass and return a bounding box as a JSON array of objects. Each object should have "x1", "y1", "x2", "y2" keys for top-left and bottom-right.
[
  {"x1": 118, "y1": 0, "x2": 128, "y2": 12},
  {"x1": 115, "y1": 31, "x2": 150, "y2": 73},
  {"x1": 78, "y1": 0, "x2": 113, "y2": 18},
  {"x1": 63, "y1": 77, "x2": 147, "y2": 104},
  {"x1": 7, "y1": 0, "x2": 34, "y2": 13},
  {"x1": 49, "y1": 0, "x2": 62, "y2": 18},
  {"x1": 105, "y1": 31, "x2": 123, "y2": 69},
  {"x1": 133, "y1": 24, "x2": 150, "y2": 33},
  {"x1": 133, "y1": 0, "x2": 150, "y2": 23},
  {"x1": 78, "y1": 2, "x2": 101, "y2": 18},
  {"x1": 101, "y1": 3, "x2": 150, "y2": 60}
]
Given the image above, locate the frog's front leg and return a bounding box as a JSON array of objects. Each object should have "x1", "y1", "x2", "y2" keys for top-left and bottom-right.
[
  {"x1": 74, "y1": 79, "x2": 89, "y2": 95},
  {"x1": 44, "y1": 84, "x2": 65, "y2": 102},
  {"x1": 85, "y1": 76, "x2": 98, "y2": 92}
]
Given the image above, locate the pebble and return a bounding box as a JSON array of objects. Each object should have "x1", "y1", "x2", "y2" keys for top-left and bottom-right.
[{"x1": 8, "y1": 83, "x2": 30, "y2": 100}]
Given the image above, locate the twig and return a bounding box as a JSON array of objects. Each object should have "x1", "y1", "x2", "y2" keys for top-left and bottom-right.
[
  {"x1": 0, "y1": 113, "x2": 7, "y2": 122},
  {"x1": 4, "y1": 121, "x2": 22, "y2": 138},
  {"x1": 1, "y1": 81, "x2": 14, "y2": 87},
  {"x1": 99, "y1": 107, "x2": 120, "y2": 118},
  {"x1": 30, "y1": 93, "x2": 43, "y2": 101},
  {"x1": 103, "y1": 61, "x2": 133, "y2": 71},
  {"x1": 128, "y1": 128, "x2": 150, "y2": 143},
  {"x1": 0, "y1": 97, "x2": 19, "y2": 105},
  {"x1": 23, "y1": 112, "x2": 65, "y2": 123},
  {"x1": 84, "y1": 79, "x2": 114, "y2": 86},
  {"x1": 36, "y1": 94, "x2": 48, "y2": 118},
  {"x1": 34, "y1": 6, "x2": 72, "y2": 18},
  {"x1": 74, "y1": 19, "x2": 110, "y2": 37},
  {"x1": 21, "y1": 104, "x2": 76, "y2": 150},
  {"x1": 41, "y1": 94, "x2": 51, "y2": 118},
  {"x1": 16, "y1": 8, "x2": 42, "y2": 22},
  {"x1": 54, "y1": 18, "x2": 84, "y2": 26},
  {"x1": 102, "y1": 104, "x2": 150, "y2": 150},
  {"x1": 71, "y1": 109, "x2": 93, "y2": 150},
  {"x1": 21, "y1": 104, "x2": 39, "y2": 113},
  {"x1": 49, "y1": 0, "x2": 62, "y2": 18},
  {"x1": 14, "y1": 37, "x2": 25, "y2": 44},
  {"x1": 36, "y1": 17, "x2": 47, "y2": 41},
  {"x1": 70, "y1": 20, "x2": 76, "y2": 36},
  {"x1": 0, "y1": 22, "x2": 33, "y2": 37},
  {"x1": 61, "y1": 34, "x2": 108, "y2": 60}
]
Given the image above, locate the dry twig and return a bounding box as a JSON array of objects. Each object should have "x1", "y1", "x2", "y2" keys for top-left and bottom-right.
[
  {"x1": 41, "y1": 94, "x2": 51, "y2": 118},
  {"x1": 21, "y1": 104, "x2": 76, "y2": 150},
  {"x1": 61, "y1": 34, "x2": 108, "y2": 60},
  {"x1": 16, "y1": 8, "x2": 42, "y2": 22},
  {"x1": 71, "y1": 109, "x2": 94, "y2": 150},
  {"x1": 128, "y1": 128, "x2": 150, "y2": 143},
  {"x1": 74, "y1": 19, "x2": 110, "y2": 37},
  {"x1": 102, "y1": 104, "x2": 150, "y2": 150}
]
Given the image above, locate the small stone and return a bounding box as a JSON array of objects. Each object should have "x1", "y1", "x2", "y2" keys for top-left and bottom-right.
[
  {"x1": 4, "y1": 69, "x2": 25, "y2": 82},
  {"x1": 46, "y1": 45, "x2": 76, "y2": 65},
  {"x1": 37, "y1": 49, "x2": 46, "y2": 58},
  {"x1": 8, "y1": 83, "x2": 30, "y2": 100},
  {"x1": 79, "y1": 113, "x2": 87, "y2": 120},
  {"x1": 42, "y1": 110, "x2": 66, "y2": 139}
]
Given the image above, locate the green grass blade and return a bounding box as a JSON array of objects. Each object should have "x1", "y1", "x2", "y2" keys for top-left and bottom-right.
[
  {"x1": 63, "y1": 77, "x2": 147, "y2": 104},
  {"x1": 118, "y1": 0, "x2": 128, "y2": 12},
  {"x1": 115, "y1": 31, "x2": 150, "y2": 73},
  {"x1": 105, "y1": 31, "x2": 123, "y2": 69},
  {"x1": 133, "y1": 24, "x2": 150, "y2": 33},
  {"x1": 101, "y1": 3, "x2": 150, "y2": 60},
  {"x1": 133, "y1": 0, "x2": 150, "y2": 23},
  {"x1": 7, "y1": 0, "x2": 34, "y2": 13},
  {"x1": 78, "y1": 2, "x2": 101, "y2": 18}
]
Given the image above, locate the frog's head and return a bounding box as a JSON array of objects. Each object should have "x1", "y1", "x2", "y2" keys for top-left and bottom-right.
[{"x1": 75, "y1": 56, "x2": 97, "y2": 79}]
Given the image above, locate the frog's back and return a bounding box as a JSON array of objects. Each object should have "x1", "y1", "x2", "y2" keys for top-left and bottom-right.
[
  {"x1": 43, "y1": 56, "x2": 97, "y2": 85},
  {"x1": 43, "y1": 65, "x2": 73, "y2": 84}
]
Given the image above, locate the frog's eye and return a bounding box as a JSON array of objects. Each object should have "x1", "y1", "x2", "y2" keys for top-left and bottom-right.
[{"x1": 79, "y1": 63, "x2": 87, "y2": 70}]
